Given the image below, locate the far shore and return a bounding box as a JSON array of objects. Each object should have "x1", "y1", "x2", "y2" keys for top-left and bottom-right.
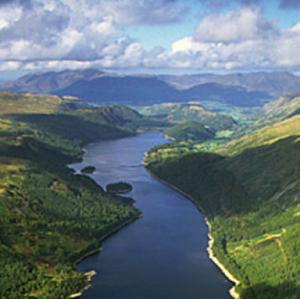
[{"x1": 143, "y1": 154, "x2": 240, "y2": 299}]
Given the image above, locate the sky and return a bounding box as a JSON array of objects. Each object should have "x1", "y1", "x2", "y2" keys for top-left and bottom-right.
[{"x1": 0, "y1": 0, "x2": 300, "y2": 79}]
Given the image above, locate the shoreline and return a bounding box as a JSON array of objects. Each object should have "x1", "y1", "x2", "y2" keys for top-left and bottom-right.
[
  {"x1": 68, "y1": 215, "x2": 142, "y2": 299},
  {"x1": 143, "y1": 155, "x2": 240, "y2": 299},
  {"x1": 206, "y1": 220, "x2": 240, "y2": 299},
  {"x1": 71, "y1": 136, "x2": 240, "y2": 299},
  {"x1": 69, "y1": 271, "x2": 97, "y2": 299},
  {"x1": 68, "y1": 152, "x2": 143, "y2": 299},
  {"x1": 69, "y1": 210, "x2": 142, "y2": 299}
]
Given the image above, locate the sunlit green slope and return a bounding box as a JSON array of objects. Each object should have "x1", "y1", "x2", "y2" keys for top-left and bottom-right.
[{"x1": 145, "y1": 114, "x2": 300, "y2": 299}]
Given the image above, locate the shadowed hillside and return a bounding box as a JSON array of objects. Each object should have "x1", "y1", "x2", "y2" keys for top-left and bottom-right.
[
  {"x1": 145, "y1": 114, "x2": 300, "y2": 299},
  {"x1": 0, "y1": 92, "x2": 146, "y2": 299}
]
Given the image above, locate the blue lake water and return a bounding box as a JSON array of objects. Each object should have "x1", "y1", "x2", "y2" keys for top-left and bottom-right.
[{"x1": 71, "y1": 132, "x2": 232, "y2": 299}]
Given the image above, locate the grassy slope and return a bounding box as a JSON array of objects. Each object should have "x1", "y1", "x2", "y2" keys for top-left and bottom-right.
[
  {"x1": 0, "y1": 92, "x2": 142, "y2": 299},
  {"x1": 263, "y1": 95, "x2": 300, "y2": 122},
  {"x1": 138, "y1": 102, "x2": 236, "y2": 132},
  {"x1": 145, "y1": 115, "x2": 300, "y2": 299},
  {"x1": 165, "y1": 121, "x2": 215, "y2": 141}
]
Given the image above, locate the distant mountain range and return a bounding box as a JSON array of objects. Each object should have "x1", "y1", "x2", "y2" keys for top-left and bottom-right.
[
  {"x1": 2, "y1": 69, "x2": 300, "y2": 107},
  {"x1": 160, "y1": 71, "x2": 300, "y2": 96}
]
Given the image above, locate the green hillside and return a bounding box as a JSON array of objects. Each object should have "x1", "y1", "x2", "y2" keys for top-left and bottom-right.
[
  {"x1": 0, "y1": 92, "x2": 73, "y2": 114},
  {"x1": 263, "y1": 95, "x2": 300, "y2": 122},
  {"x1": 0, "y1": 92, "x2": 142, "y2": 299},
  {"x1": 165, "y1": 121, "x2": 215, "y2": 141},
  {"x1": 139, "y1": 102, "x2": 236, "y2": 132},
  {"x1": 145, "y1": 115, "x2": 300, "y2": 299}
]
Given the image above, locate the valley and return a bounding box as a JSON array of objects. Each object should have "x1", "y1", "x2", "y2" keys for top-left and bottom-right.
[
  {"x1": 2, "y1": 1, "x2": 300, "y2": 298},
  {"x1": 145, "y1": 96, "x2": 300, "y2": 299},
  {"x1": 0, "y1": 92, "x2": 148, "y2": 298},
  {"x1": 0, "y1": 74, "x2": 299, "y2": 299}
]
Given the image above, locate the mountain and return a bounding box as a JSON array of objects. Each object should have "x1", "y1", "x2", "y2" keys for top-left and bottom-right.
[
  {"x1": 161, "y1": 71, "x2": 300, "y2": 97},
  {"x1": 182, "y1": 83, "x2": 269, "y2": 106},
  {"x1": 55, "y1": 75, "x2": 181, "y2": 104},
  {"x1": 56, "y1": 78, "x2": 270, "y2": 106},
  {"x1": 145, "y1": 114, "x2": 300, "y2": 299},
  {"x1": 139, "y1": 102, "x2": 236, "y2": 131},
  {"x1": 0, "y1": 68, "x2": 104, "y2": 93},
  {"x1": 0, "y1": 69, "x2": 278, "y2": 107},
  {"x1": 5, "y1": 69, "x2": 300, "y2": 107}
]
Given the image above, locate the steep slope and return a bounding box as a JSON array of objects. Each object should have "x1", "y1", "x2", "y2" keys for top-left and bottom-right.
[
  {"x1": 263, "y1": 95, "x2": 300, "y2": 122},
  {"x1": 0, "y1": 92, "x2": 143, "y2": 299},
  {"x1": 239, "y1": 94, "x2": 300, "y2": 135},
  {"x1": 145, "y1": 115, "x2": 300, "y2": 299}
]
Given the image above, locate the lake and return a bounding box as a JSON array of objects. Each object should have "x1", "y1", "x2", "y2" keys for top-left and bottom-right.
[{"x1": 71, "y1": 132, "x2": 232, "y2": 299}]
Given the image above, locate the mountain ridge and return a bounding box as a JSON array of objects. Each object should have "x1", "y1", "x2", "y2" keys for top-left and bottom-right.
[{"x1": 4, "y1": 69, "x2": 299, "y2": 107}]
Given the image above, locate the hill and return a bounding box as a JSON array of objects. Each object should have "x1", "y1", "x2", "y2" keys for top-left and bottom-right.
[
  {"x1": 0, "y1": 92, "x2": 147, "y2": 299},
  {"x1": 139, "y1": 102, "x2": 236, "y2": 132},
  {"x1": 0, "y1": 91, "x2": 73, "y2": 114},
  {"x1": 145, "y1": 115, "x2": 300, "y2": 299},
  {"x1": 236, "y1": 94, "x2": 300, "y2": 136},
  {"x1": 165, "y1": 121, "x2": 215, "y2": 142},
  {"x1": 263, "y1": 95, "x2": 300, "y2": 123}
]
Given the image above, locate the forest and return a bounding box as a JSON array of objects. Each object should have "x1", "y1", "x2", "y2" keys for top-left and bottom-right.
[
  {"x1": 145, "y1": 104, "x2": 300, "y2": 299},
  {"x1": 0, "y1": 92, "x2": 146, "y2": 299}
]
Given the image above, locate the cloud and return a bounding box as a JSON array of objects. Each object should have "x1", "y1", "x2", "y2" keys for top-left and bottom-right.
[
  {"x1": 0, "y1": 0, "x2": 189, "y2": 71},
  {"x1": 0, "y1": 1, "x2": 300, "y2": 72},
  {"x1": 100, "y1": 0, "x2": 188, "y2": 25},
  {"x1": 194, "y1": 7, "x2": 277, "y2": 43},
  {"x1": 169, "y1": 7, "x2": 300, "y2": 70},
  {"x1": 279, "y1": 0, "x2": 300, "y2": 8}
]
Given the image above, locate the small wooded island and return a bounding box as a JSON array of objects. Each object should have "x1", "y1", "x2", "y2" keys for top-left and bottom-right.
[
  {"x1": 106, "y1": 182, "x2": 133, "y2": 194},
  {"x1": 81, "y1": 165, "x2": 96, "y2": 174}
]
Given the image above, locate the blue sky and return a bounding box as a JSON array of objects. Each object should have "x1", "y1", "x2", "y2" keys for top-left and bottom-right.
[
  {"x1": 127, "y1": 0, "x2": 300, "y2": 49},
  {"x1": 0, "y1": 0, "x2": 300, "y2": 78}
]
